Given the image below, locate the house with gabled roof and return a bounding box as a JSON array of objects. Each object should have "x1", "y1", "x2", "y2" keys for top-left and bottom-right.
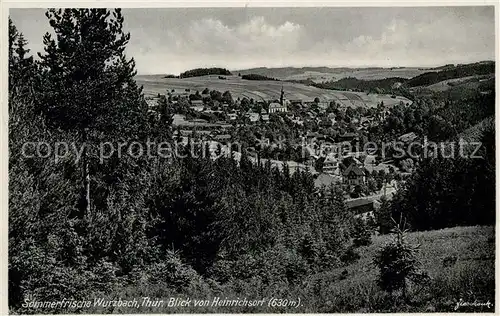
[{"x1": 342, "y1": 163, "x2": 367, "y2": 186}]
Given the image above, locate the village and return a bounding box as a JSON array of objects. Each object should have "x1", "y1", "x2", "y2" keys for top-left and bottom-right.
[
  {"x1": 8, "y1": 6, "x2": 495, "y2": 314},
  {"x1": 146, "y1": 82, "x2": 418, "y2": 218}
]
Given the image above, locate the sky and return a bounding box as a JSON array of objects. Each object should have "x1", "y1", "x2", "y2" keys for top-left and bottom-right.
[{"x1": 9, "y1": 7, "x2": 496, "y2": 75}]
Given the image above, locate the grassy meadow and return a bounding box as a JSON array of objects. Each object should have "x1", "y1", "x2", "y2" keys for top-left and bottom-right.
[
  {"x1": 86, "y1": 225, "x2": 494, "y2": 313},
  {"x1": 135, "y1": 74, "x2": 412, "y2": 108}
]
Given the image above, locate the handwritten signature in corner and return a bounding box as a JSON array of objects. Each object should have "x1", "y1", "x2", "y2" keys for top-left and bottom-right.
[{"x1": 454, "y1": 298, "x2": 493, "y2": 311}]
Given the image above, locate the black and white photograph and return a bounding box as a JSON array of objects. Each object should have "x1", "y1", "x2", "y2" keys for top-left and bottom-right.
[{"x1": 5, "y1": 2, "x2": 497, "y2": 314}]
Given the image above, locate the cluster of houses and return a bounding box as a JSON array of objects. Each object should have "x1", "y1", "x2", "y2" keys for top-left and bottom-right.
[
  {"x1": 147, "y1": 86, "x2": 413, "y2": 217},
  {"x1": 312, "y1": 150, "x2": 399, "y2": 186},
  {"x1": 146, "y1": 85, "x2": 393, "y2": 134}
]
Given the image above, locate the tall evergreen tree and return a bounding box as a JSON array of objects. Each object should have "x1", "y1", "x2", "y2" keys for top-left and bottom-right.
[
  {"x1": 8, "y1": 18, "x2": 19, "y2": 91},
  {"x1": 9, "y1": 18, "x2": 34, "y2": 96},
  {"x1": 36, "y1": 9, "x2": 151, "y2": 217}
]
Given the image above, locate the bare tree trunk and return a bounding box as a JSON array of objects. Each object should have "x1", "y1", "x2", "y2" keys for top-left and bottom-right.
[{"x1": 402, "y1": 278, "x2": 407, "y2": 302}]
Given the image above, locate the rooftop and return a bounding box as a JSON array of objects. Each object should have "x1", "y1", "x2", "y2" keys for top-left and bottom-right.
[
  {"x1": 269, "y1": 102, "x2": 285, "y2": 108},
  {"x1": 346, "y1": 198, "x2": 374, "y2": 209},
  {"x1": 343, "y1": 163, "x2": 366, "y2": 176}
]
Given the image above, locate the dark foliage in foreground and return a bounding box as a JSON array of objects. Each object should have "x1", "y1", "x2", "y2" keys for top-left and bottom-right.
[
  {"x1": 7, "y1": 9, "x2": 495, "y2": 314},
  {"x1": 374, "y1": 219, "x2": 428, "y2": 299},
  {"x1": 8, "y1": 10, "x2": 355, "y2": 313}
]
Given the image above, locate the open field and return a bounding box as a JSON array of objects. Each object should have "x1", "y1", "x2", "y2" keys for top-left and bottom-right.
[
  {"x1": 136, "y1": 74, "x2": 411, "y2": 108},
  {"x1": 87, "y1": 225, "x2": 494, "y2": 313},
  {"x1": 283, "y1": 68, "x2": 430, "y2": 83}
]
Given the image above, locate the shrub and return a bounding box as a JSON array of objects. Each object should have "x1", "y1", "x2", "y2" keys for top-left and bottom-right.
[
  {"x1": 352, "y1": 217, "x2": 372, "y2": 247},
  {"x1": 130, "y1": 250, "x2": 201, "y2": 291},
  {"x1": 373, "y1": 217, "x2": 428, "y2": 300},
  {"x1": 442, "y1": 255, "x2": 458, "y2": 268},
  {"x1": 374, "y1": 196, "x2": 393, "y2": 234},
  {"x1": 209, "y1": 244, "x2": 310, "y2": 286},
  {"x1": 340, "y1": 246, "x2": 360, "y2": 264}
]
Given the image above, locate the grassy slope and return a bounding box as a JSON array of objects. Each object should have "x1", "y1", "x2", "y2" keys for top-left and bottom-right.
[
  {"x1": 300, "y1": 225, "x2": 495, "y2": 313},
  {"x1": 88, "y1": 226, "x2": 494, "y2": 313},
  {"x1": 457, "y1": 116, "x2": 495, "y2": 143},
  {"x1": 413, "y1": 74, "x2": 495, "y2": 93},
  {"x1": 404, "y1": 62, "x2": 495, "y2": 88}
]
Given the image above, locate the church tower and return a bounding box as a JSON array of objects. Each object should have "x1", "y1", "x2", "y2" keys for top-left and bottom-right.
[{"x1": 280, "y1": 86, "x2": 284, "y2": 106}]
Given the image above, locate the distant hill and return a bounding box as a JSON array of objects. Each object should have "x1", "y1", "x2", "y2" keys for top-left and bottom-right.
[
  {"x1": 313, "y1": 77, "x2": 408, "y2": 93},
  {"x1": 428, "y1": 64, "x2": 455, "y2": 71},
  {"x1": 404, "y1": 61, "x2": 495, "y2": 88},
  {"x1": 235, "y1": 62, "x2": 494, "y2": 83},
  {"x1": 268, "y1": 61, "x2": 495, "y2": 98},
  {"x1": 180, "y1": 67, "x2": 232, "y2": 79},
  {"x1": 236, "y1": 66, "x2": 343, "y2": 78},
  {"x1": 235, "y1": 66, "x2": 430, "y2": 82}
]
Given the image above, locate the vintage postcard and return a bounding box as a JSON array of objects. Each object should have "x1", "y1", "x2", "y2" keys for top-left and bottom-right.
[{"x1": 4, "y1": 1, "x2": 497, "y2": 314}]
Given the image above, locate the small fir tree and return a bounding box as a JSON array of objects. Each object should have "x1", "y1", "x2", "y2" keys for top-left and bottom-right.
[{"x1": 373, "y1": 216, "x2": 428, "y2": 301}]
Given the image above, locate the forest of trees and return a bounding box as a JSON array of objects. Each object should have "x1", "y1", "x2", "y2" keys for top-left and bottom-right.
[
  {"x1": 179, "y1": 67, "x2": 232, "y2": 78},
  {"x1": 308, "y1": 62, "x2": 495, "y2": 96},
  {"x1": 8, "y1": 9, "x2": 358, "y2": 313},
  {"x1": 404, "y1": 61, "x2": 495, "y2": 87},
  {"x1": 241, "y1": 74, "x2": 280, "y2": 81},
  {"x1": 371, "y1": 88, "x2": 495, "y2": 232},
  {"x1": 313, "y1": 77, "x2": 407, "y2": 93},
  {"x1": 373, "y1": 116, "x2": 495, "y2": 232},
  {"x1": 7, "y1": 8, "x2": 495, "y2": 314},
  {"x1": 388, "y1": 127, "x2": 495, "y2": 231},
  {"x1": 368, "y1": 89, "x2": 495, "y2": 143}
]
